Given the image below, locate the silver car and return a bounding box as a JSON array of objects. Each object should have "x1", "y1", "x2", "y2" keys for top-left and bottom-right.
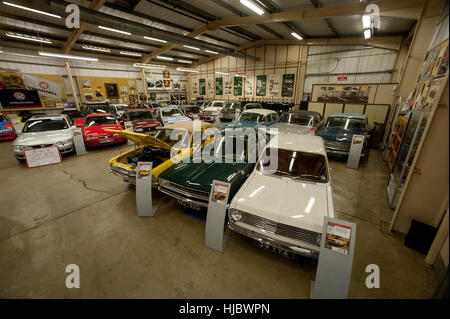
[{"x1": 12, "y1": 115, "x2": 75, "y2": 161}]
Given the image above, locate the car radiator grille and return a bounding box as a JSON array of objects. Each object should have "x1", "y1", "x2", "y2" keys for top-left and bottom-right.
[
  {"x1": 30, "y1": 143, "x2": 54, "y2": 149},
  {"x1": 325, "y1": 141, "x2": 350, "y2": 151},
  {"x1": 160, "y1": 181, "x2": 210, "y2": 202},
  {"x1": 240, "y1": 212, "x2": 319, "y2": 246}
]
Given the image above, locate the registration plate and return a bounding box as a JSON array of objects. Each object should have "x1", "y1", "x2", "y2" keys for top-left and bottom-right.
[
  {"x1": 255, "y1": 239, "x2": 295, "y2": 259},
  {"x1": 176, "y1": 199, "x2": 201, "y2": 211},
  {"x1": 99, "y1": 138, "x2": 114, "y2": 144}
]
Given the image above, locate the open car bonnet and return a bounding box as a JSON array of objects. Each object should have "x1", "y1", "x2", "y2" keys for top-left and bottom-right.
[{"x1": 105, "y1": 129, "x2": 173, "y2": 150}]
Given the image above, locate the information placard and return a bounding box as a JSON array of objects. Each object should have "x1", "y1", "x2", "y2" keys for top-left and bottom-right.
[{"x1": 25, "y1": 146, "x2": 61, "y2": 168}]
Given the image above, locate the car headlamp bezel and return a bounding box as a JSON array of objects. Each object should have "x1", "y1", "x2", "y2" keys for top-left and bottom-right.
[{"x1": 229, "y1": 208, "x2": 245, "y2": 222}]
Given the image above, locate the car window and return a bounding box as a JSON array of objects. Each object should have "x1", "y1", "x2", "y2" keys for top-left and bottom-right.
[
  {"x1": 265, "y1": 114, "x2": 271, "y2": 123},
  {"x1": 84, "y1": 116, "x2": 117, "y2": 127},
  {"x1": 245, "y1": 103, "x2": 261, "y2": 110},
  {"x1": 162, "y1": 109, "x2": 183, "y2": 117},
  {"x1": 128, "y1": 111, "x2": 154, "y2": 121},
  {"x1": 279, "y1": 113, "x2": 313, "y2": 126},
  {"x1": 326, "y1": 117, "x2": 366, "y2": 130},
  {"x1": 185, "y1": 107, "x2": 201, "y2": 113},
  {"x1": 211, "y1": 136, "x2": 249, "y2": 161},
  {"x1": 23, "y1": 118, "x2": 69, "y2": 132},
  {"x1": 257, "y1": 149, "x2": 328, "y2": 183},
  {"x1": 212, "y1": 102, "x2": 223, "y2": 107},
  {"x1": 154, "y1": 128, "x2": 190, "y2": 148},
  {"x1": 239, "y1": 112, "x2": 263, "y2": 123}
]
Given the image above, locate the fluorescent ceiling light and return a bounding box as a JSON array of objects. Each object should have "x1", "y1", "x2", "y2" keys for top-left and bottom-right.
[
  {"x1": 205, "y1": 50, "x2": 218, "y2": 54},
  {"x1": 5, "y1": 32, "x2": 52, "y2": 44},
  {"x1": 133, "y1": 63, "x2": 165, "y2": 69},
  {"x1": 291, "y1": 32, "x2": 303, "y2": 40},
  {"x1": 120, "y1": 51, "x2": 142, "y2": 57},
  {"x1": 362, "y1": 15, "x2": 371, "y2": 29},
  {"x1": 82, "y1": 45, "x2": 111, "y2": 53},
  {"x1": 240, "y1": 0, "x2": 264, "y2": 15},
  {"x1": 183, "y1": 45, "x2": 200, "y2": 51},
  {"x1": 176, "y1": 67, "x2": 199, "y2": 73},
  {"x1": 364, "y1": 29, "x2": 371, "y2": 39},
  {"x1": 2, "y1": 1, "x2": 61, "y2": 19},
  {"x1": 144, "y1": 36, "x2": 167, "y2": 43},
  {"x1": 215, "y1": 71, "x2": 229, "y2": 75},
  {"x1": 98, "y1": 26, "x2": 131, "y2": 36},
  {"x1": 178, "y1": 59, "x2": 192, "y2": 64},
  {"x1": 38, "y1": 51, "x2": 99, "y2": 62},
  {"x1": 157, "y1": 56, "x2": 173, "y2": 61}
]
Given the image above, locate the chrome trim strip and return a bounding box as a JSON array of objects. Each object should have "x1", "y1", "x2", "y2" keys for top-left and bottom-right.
[
  {"x1": 159, "y1": 181, "x2": 210, "y2": 202},
  {"x1": 158, "y1": 186, "x2": 209, "y2": 207}
]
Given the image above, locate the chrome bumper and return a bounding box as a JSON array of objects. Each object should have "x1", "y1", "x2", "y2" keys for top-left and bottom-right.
[
  {"x1": 326, "y1": 148, "x2": 366, "y2": 157},
  {"x1": 158, "y1": 185, "x2": 209, "y2": 208},
  {"x1": 110, "y1": 168, "x2": 136, "y2": 185},
  {"x1": 228, "y1": 221, "x2": 320, "y2": 259}
]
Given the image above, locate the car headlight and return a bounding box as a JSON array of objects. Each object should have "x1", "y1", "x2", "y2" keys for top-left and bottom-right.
[
  {"x1": 229, "y1": 208, "x2": 245, "y2": 222},
  {"x1": 158, "y1": 178, "x2": 168, "y2": 187},
  {"x1": 314, "y1": 233, "x2": 322, "y2": 245},
  {"x1": 12, "y1": 145, "x2": 24, "y2": 151}
]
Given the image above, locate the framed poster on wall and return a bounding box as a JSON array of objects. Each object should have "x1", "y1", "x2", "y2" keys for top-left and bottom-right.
[
  {"x1": 234, "y1": 76, "x2": 243, "y2": 96},
  {"x1": 268, "y1": 74, "x2": 280, "y2": 96},
  {"x1": 256, "y1": 75, "x2": 267, "y2": 97},
  {"x1": 224, "y1": 76, "x2": 232, "y2": 95},
  {"x1": 282, "y1": 74, "x2": 295, "y2": 97},
  {"x1": 245, "y1": 77, "x2": 253, "y2": 96},
  {"x1": 215, "y1": 77, "x2": 223, "y2": 95},
  {"x1": 199, "y1": 78, "x2": 206, "y2": 95}
]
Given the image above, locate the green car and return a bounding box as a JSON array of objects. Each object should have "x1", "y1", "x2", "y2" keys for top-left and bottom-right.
[{"x1": 158, "y1": 129, "x2": 267, "y2": 211}]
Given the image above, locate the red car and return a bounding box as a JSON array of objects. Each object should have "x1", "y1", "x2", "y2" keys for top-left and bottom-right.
[
  {"x1": 0, "y1": 112, "x2": 17, "y2": 140},
  {"x1": 61, "y1": 110, "x2": 86, "y2": 127},
  {"x1": 121, "y1": 108, "x2": 161, "y2": 134},
  {"x1": 82, "y1": 113, "x2": 127, "y2": 147},
  {"x1": 181, "y1": 105, "x2": 214, "y2": 122}
]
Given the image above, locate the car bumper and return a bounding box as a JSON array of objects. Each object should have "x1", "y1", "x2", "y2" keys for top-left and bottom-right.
[
  {"x1": 110, "y1": 166, "x2": 158, "y2": 187},
  {"x1": 325, "y1": 148, "x2": 366, "y2": 157},
  {"x1": 0, "y1": 132, "x2": 17, "y2": 140},
  {"x1": 228, "y1": 221, "x2": 320, "y2": 259},
  {"x1": 85, "y1": 136, "x2": 127, "y2": 147},
  {"x1": 158, "y1": 185, "x2": 209, "y2": 208},
  {"x1": 13, "y1": 143, "x2": 74, "y2": 159}
]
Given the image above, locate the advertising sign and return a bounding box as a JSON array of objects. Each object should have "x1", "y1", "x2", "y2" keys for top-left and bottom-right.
[
  {"x1": 324, "y1": 222, "x2": 352, "y2": 255},
  {"x1": 268, "y1": 74, "x2": 280, "y2": 96},
  {"x1": 215, "y1": 77, "x2": 223, "y2": 95},
  {"x1": 137, "y1": 162, "x2": 152, "y2": 180},
  {"x1": 281, "y1": 74, "x2": 295, "y2": 97},
  {"x1": 245, "y1": 77, "x2": 254, "y2": 96},
  {"x1": 256, "y1": 75, "x2": 267, "y2": 96},
  {"x1": 24, "y1": 146, "x2": 62, "y2": 168},
  {"x1": 234, "y1": 76, "x2": 243, "y2": 96},
  {"x1": 209, "y1": 181, "x2": 230, "y2": 205},
  {"x1": 199, "y1": 78, "x2": 206, "y2": 95},
  {"x1": 0, "y1": 89, "x2": 42, "y2": 108},
  {"x1": 22, "y1": 74, "x2": 63, "y2": 99}
]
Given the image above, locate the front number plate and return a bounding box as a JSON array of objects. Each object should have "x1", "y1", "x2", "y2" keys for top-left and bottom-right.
[
  {"x1": 255, "y1": 240, "x2": 294, "y2": 259},
  {"x1": 100, "y1": 138, "x2": 114, "y2": 144},
  {"x1": 176, "y1": 199, "x2": 201, "y2": 211}
]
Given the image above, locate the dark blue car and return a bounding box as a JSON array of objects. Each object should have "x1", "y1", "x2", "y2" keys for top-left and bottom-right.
[{"x1": 316, "y1": 113, "x2": 370, "y2": 157}]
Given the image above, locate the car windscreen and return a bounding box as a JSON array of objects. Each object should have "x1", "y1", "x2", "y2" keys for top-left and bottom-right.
[
  {"x1": 154, "y1": 128, "x2": 190, "y2": 147},
  {"x1": 245, "y1": 104, "x2": 261, "y2": 110},
  {"x1": 0, "y1": 115, "x2": 8, "y2": 122},
  {"x1": 279, "y1": 113, "x2": 313, "y2": 126},
  {"x1": 162, "y1": 109, "x2": 183, "y2": 117},
  {"x1": 257, "y1": 149, "x2": 328, "y2": 183},
  {"x1": 239, "y1": 112, "x2": 263, "y2": 123},
  {"x1": 114, "y1": 105, "x2": 127, "y2": 111},
  {"x1": 211, "y1": 136, "x2": 249, "y2": 161},
  {"x1": 23, "y1": 118, "x2": 68, "y2": 132},
  {"x1": 128, "y1": 111, "x2": 154, "y2": 121},
  {"x1": 222, "y1": 103, "x2": 234, "y2": 111},
  {"x1": 88, "y1": 107, "x2": 115, "y2": 114},
  {"x1": 212, "y1": 102, "x2": 223, "y2": 107},
  {"x1": 84, "y1": 116, "x2": 117, "y2": 127},
  {"x1": 326, "y1": 117, "x2": 365, "y2": 130},
  {"x1": 185, "y1": 107, "x2": 201, "y2": 113}
]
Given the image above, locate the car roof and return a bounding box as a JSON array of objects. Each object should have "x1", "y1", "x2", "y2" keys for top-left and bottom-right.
[
  {"x1": 86, "y1": 113, "x2": 114, "y2": 117},
  {"x1": 268, "y1": 133, "x2": 327, "y2": 155},
  {"x1": 125, "y1": 108, "x2": 150, "y2": 113},
  {"x1": 242, "y1": 108, "x2": 277, "y2": 115},
  {"x1": 285, "y1": 110, "x2": 320, "y2": 117},
  {"x1": 28, "y1": 115, "x2": 69, "y2": 121},
  {"x1": 157, "y1": 106, "x2": 179, "y2": 109},
  {"x1": 162, "y1": 121, "x2": 213, "y2": 132},
  {"x1": 329, "y1": 113, "x2": 367, "y2": 119}
]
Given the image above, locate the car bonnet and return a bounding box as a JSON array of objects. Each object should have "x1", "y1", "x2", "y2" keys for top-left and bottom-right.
[{"x1": 105, "y1": 129, "x2": 172, "y2": 150}]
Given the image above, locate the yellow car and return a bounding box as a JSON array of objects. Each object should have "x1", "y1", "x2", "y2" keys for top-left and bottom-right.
[{"x1": 108, "y1": 121, "x2": 214, "y2": 186}]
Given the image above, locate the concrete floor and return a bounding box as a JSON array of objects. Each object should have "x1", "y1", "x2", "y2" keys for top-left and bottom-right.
[{"x1": 0, "y1": 140, "x2": 438, "y2": 298}]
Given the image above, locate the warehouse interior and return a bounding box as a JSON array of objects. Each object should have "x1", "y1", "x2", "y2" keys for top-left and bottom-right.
[{"x1": 0, "y1": 0, "x2": 448, "y2": 300}]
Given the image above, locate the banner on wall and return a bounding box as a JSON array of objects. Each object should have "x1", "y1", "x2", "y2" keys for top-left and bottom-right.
[
  {"x1": 207, "y1": 78, "x2": 214, "y2": 95},
  {"x1": 256, "y1": 75, "x2": 267, "y2": 96},
  {"x1": 268, "y1": 74, "x2": 280, "y2": 96},
  {"x1": 245, "y1": 77, "x2": 254, "y2": 96},
  {"x1": 234, "y1": 76, "x2": 243, "y2": 96},
  {"x1": 215, "y1": 77, "x2": 223, "y2": 95},
  {"x1": 0, "y1": 89, "x2": 42, "y2": 108},
  {"x1": 224, "y1": 76, "x2": 232, "y2": 95},
  {"x1": 199, "y1": 78, "x2": 206, "y2": 95},
  {"x1": 282, "y1": 74, "x2": 295, "y2": 97},
  {"x1": 22, "y1": 74, "x2": 63, "y2": 99}
]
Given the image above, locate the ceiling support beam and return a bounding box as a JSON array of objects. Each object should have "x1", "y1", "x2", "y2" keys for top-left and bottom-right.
[
  {"x1": 207, "y1": 0, "x2": 424, "y2": 29},
  {"x1": 310, "y1": 0, "x2": 339, "y2": 37},
  {"x1": 62, "y1": 0, "x2": 106, "y2": 54}
]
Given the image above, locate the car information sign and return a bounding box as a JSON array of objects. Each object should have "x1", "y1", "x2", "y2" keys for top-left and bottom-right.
[
  {"x1": 325, "y1": 222, "x2": 351, "y2": 255},
  {"x1": 210, "y1": 181, "x2": 230, "y2": 205},
  {"x1": 24, "y1": 146, "x2": 61, "y2": 168}
]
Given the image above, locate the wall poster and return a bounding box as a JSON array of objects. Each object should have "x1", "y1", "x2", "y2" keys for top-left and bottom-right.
[
  {"x1": 256, "y1": 75, "x2": 267, "y2": 96},
  {"x1": 268, "y1": 74, "x2": 280, "y2": 96},
  {"x1": 207, "y1": 78, "x2": 214, "y2": 95},
  {"x1": 282, "y1": 74, "x2": 295, "y2": 97},
  {"x1": 245, "y1": 77, "x2": 254, "y2": 96},
  {"x1": 419, "y1": 47, "x2": 440, "y2": 81},
  {"x1": 234, "y1": 76, "x2": 243, "y2": 96},
  {"x1": 192, "y1": 79, "x2": 198, "y2": 95},
  {"x1": 224, "y1": 76, "x2": 232, "y2": 95},
  {"x1": 317, "y1": 85, "x2": 371, "y2": 104},
  {"x1": 199, "y1": 78, "x2": 206, "y2": 95},
  {"x1": 215, "y1": 77, "x2": 223, "y2": 95}
]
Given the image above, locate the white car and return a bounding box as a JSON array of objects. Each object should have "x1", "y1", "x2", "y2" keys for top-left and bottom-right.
[
  {"x1": 110, "y1": 104, "x2": 130, "y2": 118},
  {"x1": 202, "y1": 100, "x2": 226, "y2": 116},
  {"x1": 228, "y1": 133, "x2": 334, "y2": 259},
  {"x1": 12, "y1": 115, "x2": 75, "y2": 161}
]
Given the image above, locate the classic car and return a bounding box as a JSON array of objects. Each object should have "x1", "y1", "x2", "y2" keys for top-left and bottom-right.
[
  {"x1": 0, "y1": 112, "x2": 17, "y2": 140},
  {"x1": 82, "y1": 113, "x2": 127, "y2": 147},
  {"x1": 109, "y1": 121, "x2": 214, "y2": 185},
  {"x1": 316, "y1": 113, "x2": 370, "y2": 157},
  {"x1": 223, "y1": 109, "x2": 278, "y2": 129},
  {"x1": 220, "y1": 102, "x2": 264, "y2": 121},
  {"x1": 195, "y1": 100, "x2": 210, "y2": 108},
  {"x1": 263, "y1": 102, "x2": 292, "y2": 116},
  {"x1": 154, "y1": 106, "x2": 192, "y2": 126},
  {"x1": 110, "y1": 104, "x2": 130, "y2": 118},
  {"x1": 158, "y1": 129, "x2": 267, "y2": 211},
  {"x1": 180, "y1": 105, "x2": 214, "y2": 122},
  {"x1": 228, "y1": 133, "x2": 334, "y2": 259},
  {"x1": 12, "y1": 115, "x2": 75, "y2": 161},
  {"x1": 61, "y1": 110, "x2": 86, "y2": 128},
  {"x1": 120, "y1": 108, "x2": 161, "y2": 134},
  {"x1": 84, "y1": 101, "x2": 118, "y2": 118},
  {"x1": 271, "y1": 110, "x2": 324, "y2": 134},
  {"x1": 202, "y1": 100, "x2": 226, "y2": 117}
]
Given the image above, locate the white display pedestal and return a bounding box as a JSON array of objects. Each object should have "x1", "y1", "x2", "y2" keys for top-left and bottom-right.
[
  {"x1": 73, "y1": 127, "x2": 87, "y2": 156},
  {"x1": 125, "y1": 121, "x2": 134, "y2": 146},
  {"x1": 346, "y1": 135, "x2": 365, "y2": 170},
  {"x1": 136, "y1": 162, "x2": 158, "y2": 217}
]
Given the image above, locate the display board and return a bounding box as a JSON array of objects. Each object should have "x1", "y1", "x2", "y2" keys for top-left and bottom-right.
[
  {"x1": 77, "y1": 76, "x2": 138, "y2": 104},
  {"x1": 24, "y1": 146, "x2": 62, "y2": 168},
  {"x1": 199, "y1": 78, "x2": 206, "y2": 96},
  {"x1": 282, "y1": 74, "x2": 295, "y2": 97},
  {"x1": 256, "y1": 75, "x2": 267, "y2": 96},
  {"x1": 234, "y1": 76, "x2": 243, "y2": 96}
]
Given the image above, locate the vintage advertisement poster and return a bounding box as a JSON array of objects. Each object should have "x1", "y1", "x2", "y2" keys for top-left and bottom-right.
[
  {"x1": 81, "y1": 79, "x2": 91, "y2": 90},
  {"x1": 199, "y1": 78, "x2": 206, "y2": 95},
  {"x1": 281, "y1": 74, "x2": 295, "y2": 97},
  {"x1": 0, "y1": 89, "x2": 42, "y2": 108},
  {"x1": 245, "y1": 76, "x2": 254, "y2": 96},
  {"x1": 224, "y1": 76, "x2": 232, "y2": 95},
  {"x1": 234, "y1": 76, "x2": 243, "y2": 96},
  {"x1": 324, "y1": 222, "x2": 351, "y2": 254},
  {"x1": 191, "y1": 79, "x2": 198, "y2": 95},
  {"x1": 0, "y1": 72, "x2": 26, "y2": 89},
  {"x1": 210, "y1": 181, "x2": 230, "y2": 205},
  {"x1": 268, "y1": 74, "x2": 280, "y2": 96},
  {"x1": 419, "y1": 47, "x2": 440, "y2": 81},
  {"x1": 207, "y1": 78, "x2": 214, "y2": 95},
  {"x1": 215, "y1": 77, "x2": 223, "y2": 95},
  {"x1": 317, "y1": 85, "x2": 370, "y2": 104},
  {"x1": 256, "y1": 75, "x2": 267, "y2": 96}
]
